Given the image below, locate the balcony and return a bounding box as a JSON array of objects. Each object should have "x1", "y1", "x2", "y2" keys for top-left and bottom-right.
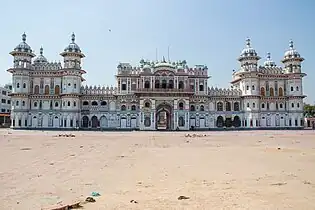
[{"x1": 134, "y1": 88, "x2": 194, "y2": 94}]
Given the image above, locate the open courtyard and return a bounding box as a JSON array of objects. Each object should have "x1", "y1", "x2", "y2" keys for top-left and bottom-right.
[{"x1": 0, "y1": 130, "x2": 315, "y2": 209}]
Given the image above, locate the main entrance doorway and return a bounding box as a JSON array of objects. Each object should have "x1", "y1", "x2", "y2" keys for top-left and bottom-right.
[{"x1": 156, "y1": 103, "x2": 172, "y2": 130}]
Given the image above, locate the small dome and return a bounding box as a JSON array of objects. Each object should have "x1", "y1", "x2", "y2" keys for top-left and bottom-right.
[
  {"x1": 143, "y1": 64, "x2": 151, "y2": 69},
  {"x1": 284, "y1": 40, "x2": 300, "y2": 58},
  {"x1": 264, "y1": 52, "x2": 276, "y2": 67},
  {"x1": 14, "y1": 33, "x2": 33, "y2": 53},
  {"x1": 34, "y1": 47, "x2": 48, "y2": 63},
  {"x1": 63, "y1": 33, "x2": 81, "y2": 53},
  {"x1": 240, "y1": 38, "x2": 258, "y2": 57}
]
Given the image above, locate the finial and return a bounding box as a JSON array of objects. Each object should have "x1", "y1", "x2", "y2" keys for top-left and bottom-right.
[
  {"x1": 22, "y1": 32, "x2": 26, "y2": 42},
  {"x1": 71, "y1": 32, "x2": 75, "y2": 43},
  {"x1": 40, "y1": 46, "x2": 43, "y2": 55},
  {"x1": 246, "y1": 37, "x2": 251, "y2": 48},
  {"x1": 162, "y1": 56, "x2": 166, "y2": 62},
  {"x1": 266, "y1": 52, "x2": 271, "y2": 60},
  {"x1": 289, "y1": 40, "x2": 294, "y2": 49}
]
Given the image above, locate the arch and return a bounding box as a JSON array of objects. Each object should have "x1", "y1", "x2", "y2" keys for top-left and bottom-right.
[
  {"x1": 178, "y1": 116, "x2": 185, "y2": 127},
  {"x1": 225, "y1": 102, "x2": 231, "y2": 111},
  {"x1": 178, "y1": 81, "x2": 184, "y2": 89},
  {"x1": 53, "y1": 116, "x2": 59, "y2": 128},
  {"x1": 200, "y1": 105, "x2": 205, "y2": 111},
  {"x1": 81, "y1": 116, "x2": 89, "y2": 128},
  {"x1": 44, "y1": 85, "x2": 49, "y2": 95},
  {"x1": 91, "y1": 116, "x2": 98, "y2": 128},
  {"x1": 54, "y1": 85, "x2": 60, "y2": 94},
  {"x1": 100, "y1": 116, "x2": 108, "y2": 128},
  {"x1": 260, "y1": 87, "x2": 265, "y2": 96},
  {"x1": 270, "y1": 87, "x2": 274, "y2": 97},
  {"x1": 32, "y1": 116, "x2": 38, "y2": 127},
  {"x1": 155, "y1": 80, "x2": 160, "y2": 89},
  {"x1": 100, "y1": 101, "x2": 107, "y2": 106},
  {"x1": 144, "y1": 81, "x2": 150, "y2": 89},
  {"x1": 23, "y1": 83, "x2": 26, "y2": 88},
  {"x1": 34, "y1": 85, "x2": 39, "y2": 94},
  {"x1": 91, "y1": 101, "x2": 98, "y2": 106},
  {"x1": 131, "y1": 105, "x2": 136, "y2": 110},
  {"x1": 121, "y1": 105, "x2": 126, "y2": 111},
  {"x1": 55, "y1": 102, "x2": 59, "y2": 107},
  {"x1": 161, "y1": 80, "x2": 167, "y2": 89},
  {"x1": 279, "y1": 87, "x2": 283, "y2": 96},
  {"x1": 144, "y1": 117, "x2": 151, "y2": 127},
  {"x1": 217, "y1": 102, "x2": 223, "y2": 111},
  {"x1": 17, "y1": 83, "x2": 20, "y2": 88},
  {"x1": 155, "y1": 102, "x2": 173, "y2": 130},
  {"x1": 83, "y1": 101, "x2": 89, "y2": 106},
  {"x1": 233, "y1": 116, "x2": 241, "y2": 127},
  {"x1": 34, "y1": 101, "x2": 38, "y2": 107},
  {"x1": 168, "y1": 80, "x2": 174, "y2": 89},
  {"x1": 178, "y1": 102, "x2": 184, "y2": 110},
  {"x1": 233, "y1": 102, "x2": 240, "y2": 111},
  {"x1": 144, "y1": 101, "x2": 150, "y2": 108},
  {"x1": 190, "y1": 105, "x2": 195, "y2": 111},
  {"x1": 216, "y1": 116, "x2": 224, "y2": 127}
]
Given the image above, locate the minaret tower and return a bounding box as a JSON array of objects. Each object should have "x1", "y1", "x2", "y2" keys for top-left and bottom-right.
[
  {"x1": 264, "y1": 52, "x2": 276, "y2": 67},
  {"x1": 238, "y1": 38, "x2": 261, "y2": 72},
  {"x1": 282, "y1": 40, "x2": 306, "y2": 128},
  {"x1": 59, "y1": 33, "x2": 86, "y2": 128},
  {"x1": 237, "y1": 38, "x2": 261, "y2": 128},
  {"x1": 7, "y1": 33, "x2": 35, "y2": 128}
]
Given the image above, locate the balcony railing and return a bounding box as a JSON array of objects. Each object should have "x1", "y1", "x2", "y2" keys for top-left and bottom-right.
[{"x1": 134, "y1": 88, "x2": 194, "y2": 93}]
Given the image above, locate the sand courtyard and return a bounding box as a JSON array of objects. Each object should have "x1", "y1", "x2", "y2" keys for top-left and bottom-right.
[{"x1": 0, "y1": 129, "x2": 315, "y2": 210}]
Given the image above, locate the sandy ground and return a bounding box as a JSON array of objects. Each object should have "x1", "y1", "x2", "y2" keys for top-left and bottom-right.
[{"x1": 0, "y1": 130, "x2": 315, "y2": 210}]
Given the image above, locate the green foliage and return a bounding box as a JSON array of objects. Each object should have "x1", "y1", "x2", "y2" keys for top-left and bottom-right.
[{"x1": 304, "y1": 104, "x2": 315, "y2": 117}]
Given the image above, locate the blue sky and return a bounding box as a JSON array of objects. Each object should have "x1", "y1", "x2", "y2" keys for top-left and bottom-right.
[{"x1": 0, "y1": 0, "x2": 314, "y2": 103}]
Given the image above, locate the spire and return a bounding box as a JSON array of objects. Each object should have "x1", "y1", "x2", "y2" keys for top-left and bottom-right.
[
  {"x1": 266, "y1": 52, "x2": 271, "y2": 60},
  {"x1": 162, "y1": 56, "x2": 166, "y2": 62},
  {"x1": 71, "y1": 32, "x2": 75, "y2": 43},
  {"x1": 22, "y1": 32, "x2": 26, "y2": 42},
  {"x1": 40, "y1": 46, "x2": 43, "y2": 55},
  {"x1": 289, "y1": 40, "x2": 294, "y2": 49},
  {"x1": 246, "y1": 37, "x2": 251, "y2": 48}
]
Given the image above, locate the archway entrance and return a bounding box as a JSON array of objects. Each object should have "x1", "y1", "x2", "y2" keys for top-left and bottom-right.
[
  {"x1": 225, "y1": 117, "x2": 232, "y2": 127},
  {"x1": 156, "y1": 103, "x2": 172, "y2": 130},
  {"x1": 82, "y1": 116, "x2": 89, "y2": 128},
  {"x1": 233, "y1": 116, "x2": 241, "y2": 127},
  {"x1": 91, "y1": 116, "x2": 98, "y2": 128},
  {"x1": 216, "y1": 116, "x2": 224, "y2": 128}
]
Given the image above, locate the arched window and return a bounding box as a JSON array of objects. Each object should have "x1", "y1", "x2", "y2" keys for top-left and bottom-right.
[
  {"x1": 144, "y1": 102, "x2": 150, "y2": 108},
  {"x1": 178, "y1": 116, "x2": 185, "y2": 127},
  {"x1": 74, "y1": 101, "x2": 76, "y2": 107},
  {"x1": 233, "y1": 102, "x2": 240, "y2": 111},
  {"x1": 270, "y1": 87, "x2": 274, "y2": 97},
  {"x1": 131, "y1": 105, "x2": 136, "y2": 110},
  {"x1": 100, "y1": 101, "x2": 107, "y2": 106},
  {"x1": 55, "y1": 102, "x2": 59, "y2": 107},
  {"x1": 261, "y1": 103, "x2": 265, "y2": 109},
  {"x1": 91, "y1": 101, "x2": 98, "y2": 106},
  {"x1": 200, "y1": 105, "x2": 205, "y2": 111},
  {"x1": 155, "y1": 80, "x2": 160, "y2": 89},
  {"x1": 44, "y1": 85, "x2": 50, "y2": 95},
  {"x1": 34, "y1": 102, "x2": 38, "y2": 107},
  {"x1": 178, "y1": 81, "x2": 184, "y2": 89},
  {"x1": 178, "y1": 102, "x2": 184, "y2": 110},
  {"x1": 23, "y1": 83, "x2": 26, "y2": 88},
  {"x1": 168, "y1": 80, "x2": 174, "y2": 89},
  {"x1": 279, "y1": 87, "x2": 283, "y2": 96},
  {"x1": 144, "y1": 81, "x2": 150, "y2": 89},
  {"x1": 16, "y1": 101, "x2": 19, "y2": 106},
  {"x1": 34, "y1": 85, "x2": 39, "y2": 94},
  {"x1": 121, "y1": 105, "x2": 126, "y2": 111},
  {"x1": 161, "y1": 80, "x2": 167, "y2": 89},
  {"x1": 225, "y1": 102, "x2": 231, "y2": 111},
  {"x1": 253, "y1": 102, "x2": 256, "y2": 108},
  {"x1": 217, "y1": 102, "x2": 223, "y2": 111},
  {"x1": 68, "y1": 101, "x2": 71, "y2": 106},
  {"x1": 83, "y1": 101, "x2": 89, "y2": 106},
  {"x1": 260, "y1": 87, "x2": 265, "y2": 96},
  {"x1": 17, "y1": 83, "x2": 20, "y2": 88},
  {"x1": 296, "y1": 86, "x2": 299, "y2": 91},
  {"x1": 54, "y1": 85, "x2": 60, "y2": 95},
  {"x1": 190, "y1": 105, "x2": 195, "y2": 111},
  {"x1": 22, "y1": 101, "x2": 25, "y2": 106}
]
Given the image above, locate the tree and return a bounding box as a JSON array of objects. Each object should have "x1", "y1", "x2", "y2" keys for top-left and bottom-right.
[{"x1": 304, "y1": 104, "x2": 315, "y2": 117}]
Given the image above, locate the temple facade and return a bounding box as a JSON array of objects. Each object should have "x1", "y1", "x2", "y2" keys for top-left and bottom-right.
[{"x1": 7, "y1": 33, "x2": 306, "y2": 130}]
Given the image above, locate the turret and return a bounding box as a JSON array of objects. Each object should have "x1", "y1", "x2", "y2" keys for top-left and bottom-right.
[
  {"x1": 9, "y1": 33, "x2": 35, "y2": 69},
  {"x1": 263, "y1": 52, "x2": 276, "y2": 67},
  {"x1": 282, "y1": 40, "x2": 304, "y2": 74},
  {"x1": 60, "y1": 33, "x2": 85, "y2": 69},
  {"x1": 238, "y1": 38, "x2": 260, "y2": 72}
]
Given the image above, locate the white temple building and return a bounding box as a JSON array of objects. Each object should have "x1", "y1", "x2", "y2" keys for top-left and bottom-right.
[{"x1": 7, "y1": 33, "x2": 306, "y2": 130}]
